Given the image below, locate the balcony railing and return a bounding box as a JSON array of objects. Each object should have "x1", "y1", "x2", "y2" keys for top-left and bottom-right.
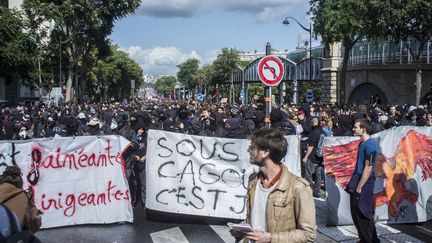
[{"x1": 344, "y1": 40, "x2": 432, "y2": 66}]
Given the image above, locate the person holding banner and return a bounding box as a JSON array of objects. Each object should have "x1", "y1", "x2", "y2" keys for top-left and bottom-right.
[
  {"x1": 129, "y1": 120, "x2": 147, "y2": 207},
  {"x1": 231, "y1": 128, "x2": 316, "y2": 243},
  {"x1": 346, "y1": 119, "x2": 380, "y2": 243}
]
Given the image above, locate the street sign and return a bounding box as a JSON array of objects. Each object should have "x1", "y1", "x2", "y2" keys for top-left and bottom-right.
[
  {"x1": 306, "y1": 89, "x2": 314, "y2": 102},
  {"x1": 257, "y1": 55, "x2": 284, "y2": 86},
  {"x1": 196, "y1": 93, "x2": 204, "y2": 101},
  {"x1": 240, "y1": 91, "x2": 245, "y2": 98}
]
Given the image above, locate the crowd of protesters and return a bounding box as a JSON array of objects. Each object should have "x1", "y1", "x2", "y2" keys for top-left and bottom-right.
[
  {"x1": 1, "y1": 98, "x2": 431, "y2": 203},
  {"x1": 0, "y1": 96, "x2": 431, "y2": 242},
  {"x1": 1, "y1": 98, "x2": 431, "y2": 141}
]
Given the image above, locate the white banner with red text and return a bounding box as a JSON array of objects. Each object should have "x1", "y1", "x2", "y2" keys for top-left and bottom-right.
[
  {"x1": 323, "y1": 126, "x2": 432, "y2": 226},
  {"x1": 0, "y1": 135, "x2": 133, "y2": 228},
  {"x1": 145, "y1": 130, "x2": 301, "y2": 219}
]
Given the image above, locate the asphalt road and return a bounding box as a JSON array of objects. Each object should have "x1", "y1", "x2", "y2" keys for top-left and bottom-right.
[
  {"x1": 35, "y1": 205, "x2": 238, "y2": 243},
  {"x1": 390, "y1": 220, "x2": 432, "y2": 243},
  {"x1": 35, "y1": 203, "x2": 431, "y2": 243}
]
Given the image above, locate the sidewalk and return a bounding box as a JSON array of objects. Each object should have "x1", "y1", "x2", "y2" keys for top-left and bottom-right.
[{"x1": 314, "y1": 198, "x2": 424, "y2": 243}]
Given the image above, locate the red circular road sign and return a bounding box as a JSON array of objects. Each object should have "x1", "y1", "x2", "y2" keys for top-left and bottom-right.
[{"x1": 257, "y1": 55, "x2": 285, "y2": 86}]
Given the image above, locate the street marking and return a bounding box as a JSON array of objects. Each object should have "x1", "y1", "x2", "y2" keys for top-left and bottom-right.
[
  {"x1": 376, "y1": 223, "x2": 400, "y2": 234},
  {"x1": 150, "y1": 227, "x2": 189, "y2": 243},
  {"x1": 209, "y1": 225, "x2": 237, "y2": 243},
  {"x1": 414, "y1": 225, "x2": 432, "y2": 234}
]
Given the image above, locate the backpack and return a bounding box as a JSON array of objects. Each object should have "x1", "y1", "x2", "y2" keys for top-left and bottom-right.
[
  {"x1": 0, "y1": 204, "x2": 41, "y2": 243},
  {"x1": 315, "y1": 133, "x2": 326, "y2": 157}
]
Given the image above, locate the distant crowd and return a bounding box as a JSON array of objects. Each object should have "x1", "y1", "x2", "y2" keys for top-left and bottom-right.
[{"x1": 1, "y1": 98, "x2": 431, "y2": 141}]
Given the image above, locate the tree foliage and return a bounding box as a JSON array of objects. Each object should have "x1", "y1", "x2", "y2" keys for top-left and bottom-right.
[
  {"x1": 155, "y1": 76, "x2": 177, "y2": 96},
  {"x1": 310, "y1": 0, "x2": 376, "y2": 104},
  {"x1": 193, "y1": 64, "x2": 214, "y2": 91},
  {"x1": 177, "y1": 58, "x2": 199, "y2": 89},
  {"x1": 212, "y1": 48, "x2": 240, "y2": 84},
  {"x1": 0, "y1": 7, "x2": 37, "y2": 78},
  {"x1": 88, "y1": 45, "x2": 143, "y2": 99},
  {"x1": 312, "y1": 0, "x2": 432, "y2": 105},
  {"x1": 376, "y1": 0, "x2": 432, "y2": 105},
  {"x1": 22, "y1": 0, "x2": 141, "y2": 101}
]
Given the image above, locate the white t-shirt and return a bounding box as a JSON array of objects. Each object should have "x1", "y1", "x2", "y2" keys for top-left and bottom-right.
[
  {"x1": 295, "y1": 123, "x2": 304, "y2": 135},
  {"x1": 250, "y1": 179, "x2": 277, "y2": 232}
]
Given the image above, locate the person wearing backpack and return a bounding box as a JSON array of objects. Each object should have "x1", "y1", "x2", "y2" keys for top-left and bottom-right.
[
  {"x1": 302, "y1": 117, "x2": 326, "y2": 198},
  {"x1": 0, "y1": 165, "x2": 42, "y2": 240}
]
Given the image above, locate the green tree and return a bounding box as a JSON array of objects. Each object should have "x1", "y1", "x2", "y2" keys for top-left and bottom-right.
[
  {"x1": 375, "y1": 0, "x2": 432, "y2": 106},
  {"x1": 177, "y1": 58, "x2": 199, "y2": 89},
  {"x1": 155, "y1": 76, "x2": 177, "y2": 96},
  {"x1": 310, "y1": 0, "x2": 375, "y2": 104},
  {"x1": 211, "y1": 48, "x2": 240, "y2": 100},
  {"x1": 25, "y1": 0, "x2": 141, "y2": 102},
  {"x1": 88, "y1": 45, "x2": 143, "y2": 100},
  {"x1": 21, "y1": 1, "x2": 58, "y2": 93},
  {"x1": 193, "y1": 64, "x2": 214, "y2": 93},
  {"x1": 212, "y1": 48, "x2": 240, "y2": 85},
  {"x1": 0, "y1": 7, "x2": 37, "y2": 79}
]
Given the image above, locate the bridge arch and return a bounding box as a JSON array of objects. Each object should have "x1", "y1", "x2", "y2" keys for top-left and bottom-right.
[{"x1": 348, "y1": 83, "x2": 388, "y2": 105}]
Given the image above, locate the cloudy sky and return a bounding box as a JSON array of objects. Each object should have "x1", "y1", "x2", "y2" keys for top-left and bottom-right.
[{"x1": 111, "y1": 0, "x2": 316, "y2": 76}]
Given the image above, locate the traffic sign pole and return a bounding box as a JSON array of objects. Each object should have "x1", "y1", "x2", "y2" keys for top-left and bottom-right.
[
  {"x1": 258, "y1": 43, "x2": 285, "y2": 128},
  {"x1": 265, "y1": 43, "x2": 272, "y2": 128}
]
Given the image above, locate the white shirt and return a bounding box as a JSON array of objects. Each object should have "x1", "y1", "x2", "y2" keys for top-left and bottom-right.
[
  {"x1": 250, "y1": 178, "x2": 277, "y2": 232},
  {"x1": 295, "y1": 123, "x2": 304, "y2": 135}
]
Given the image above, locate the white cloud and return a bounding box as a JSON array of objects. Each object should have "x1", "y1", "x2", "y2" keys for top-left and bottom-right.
[
  {"x1": 202, "y1": 49, "x2": 219, "y2": 64},
  {"x1": 122, "y1": 46, "x2": 218, "y2": 76},
  {"x1": 138, "y1": 0, "x2": 306, "y2": 21}
]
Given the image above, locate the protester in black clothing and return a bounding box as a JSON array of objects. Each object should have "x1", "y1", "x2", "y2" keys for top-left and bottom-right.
[
  {"x1": 386, "y1": 105, "x2": 399, "y2": 128},
  {"x1": 198, "y1": 107, "x2": 217, "y2": 136},
  {"x1": 253, "y1": 104, "x2": 265, "y2": 129},
  {"x1": 371, "y1": 110, "x2": 385, "y2": 134},
  {"x1": 302, "y1": 117, "x2": 325, "y2": 197},
  {"x1": 334, "y1": 114, "x2": 353, "y2": 136},
  {"x1": 415, "y1": 108, "x2": 428, "y2": 126},
  {"x1": 225, "y1": 117, "x2": 245, "y2": 139},
  {"x1": 86, "y1": 117, "x2": 104, "y2": 136},
  {"x1": 129, "y1": 120, "x2": 147, "y2": 207}
]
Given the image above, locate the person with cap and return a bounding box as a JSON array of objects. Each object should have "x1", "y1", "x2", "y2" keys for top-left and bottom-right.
[
  {"x1": 14, "y1": 122, "x2": 31, "y2": 140},
  {"x1": 86, "y1": 116, "x2": 104, "y2": 136},
  {"x1": 77, "y1": 112, "x2": 87, "y2": 125}
]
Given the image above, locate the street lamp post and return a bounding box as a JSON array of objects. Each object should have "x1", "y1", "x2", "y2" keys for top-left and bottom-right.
[{"x1": 283, "y1": 17, "x2": 312, "y2": 104}]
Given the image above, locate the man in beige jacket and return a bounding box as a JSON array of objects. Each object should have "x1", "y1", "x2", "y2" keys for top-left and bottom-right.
[
  {"x1": 231, "y1": 128, "x2": 316, "y2": 243},
  {"x1": 0, "y1": 165, "x2": 42, "y2": 233}
]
